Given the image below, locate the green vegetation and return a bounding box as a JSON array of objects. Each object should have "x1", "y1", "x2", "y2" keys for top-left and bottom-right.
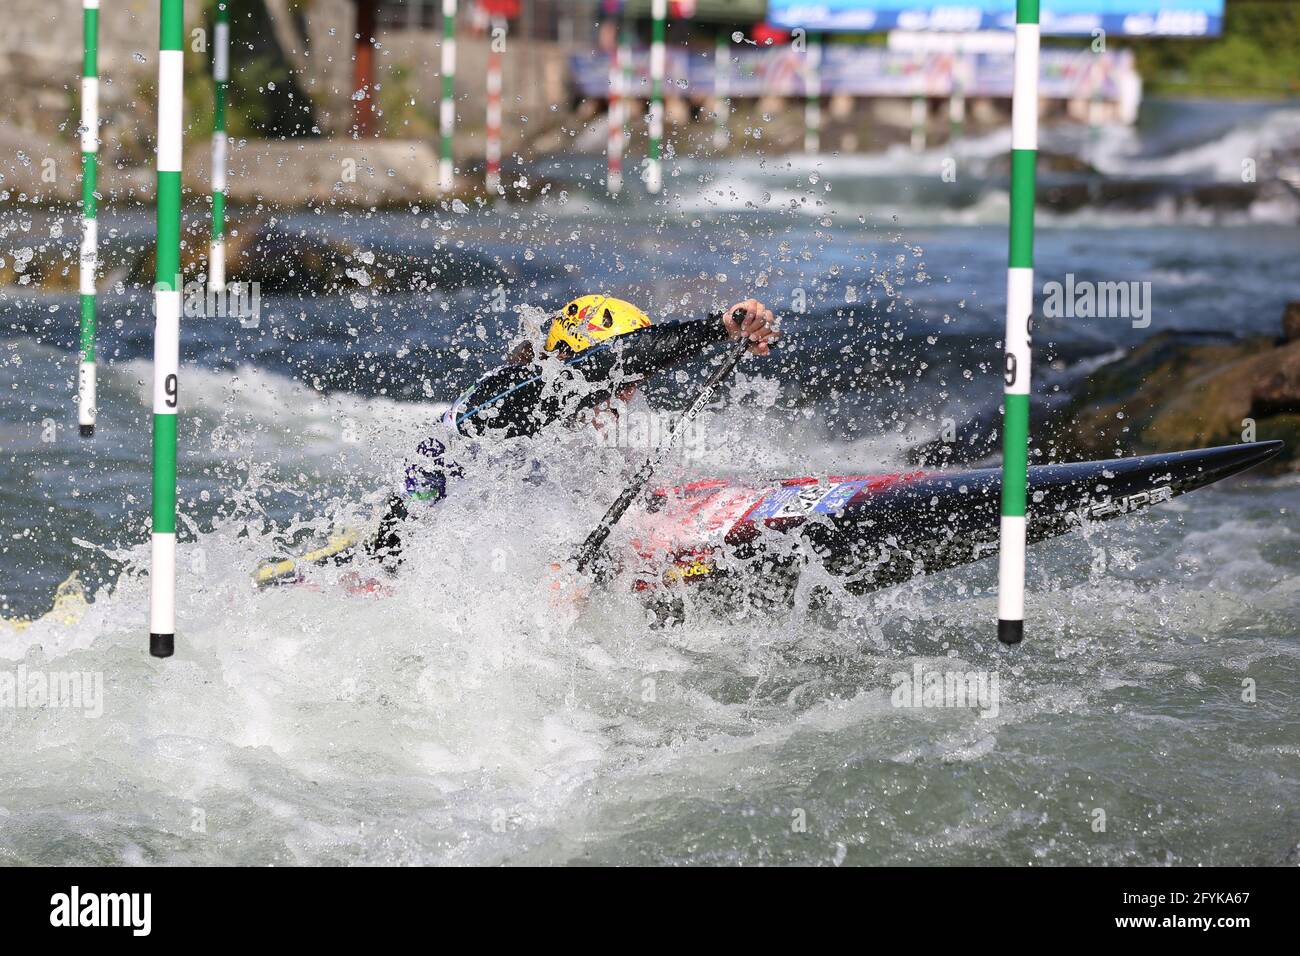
[
  {"x1": 1124, "y1": 0, "x2": 1300, "y2": 97},
  {"x1": 377, "y1": 64, "x2": 438, "y2": 139},
  {"x1": 184, "y1": 0, "x2": 318, "y2": 141}
]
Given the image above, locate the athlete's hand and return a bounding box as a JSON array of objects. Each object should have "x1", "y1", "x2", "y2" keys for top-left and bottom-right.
[
  {"x1": 340, "y1": 571, "x2": 392, "y2": 598},
  {"x1": 723, "y1": 299, "x2": 780, "y2": 356},
  {"x1": 547, "y1": 562, "x2": 591, "y2": 613}
]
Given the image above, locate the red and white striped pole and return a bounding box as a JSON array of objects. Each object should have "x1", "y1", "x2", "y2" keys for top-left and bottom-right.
[
  {"x1": 713, "y1": 29, "x2": 729, "y2": 151},
  {"x1": 485, "y1": 18, "x2": 504, "y2": 194},
  {"x1": 645, "y1": 0, "x2": 666, "y2": 194},
  {"x1": 607, "y1": 32, "x2": 624, "y2": 196}
]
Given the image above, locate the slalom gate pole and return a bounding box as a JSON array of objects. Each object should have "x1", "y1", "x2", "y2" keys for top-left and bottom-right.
[
  {"x1": 645, "y1": 0, "x2": 665, "y2": 194},
  {"x1": 713, "y1": 29, "x2": 728, "y2": 151},
  {"x1": 804, "y1": 33, "x2": 821, "y2": 154},
  {"x1": 996, "y1": 0, "x2": 1040, "y2": 647},
  {"x1": 950, "y1": 51, "x2": 966, "y2": 142},
  {"x1": 911, "y1": 91, "x2": 926, "y2": 152},
  {"x1": 151, "y1": 0, "x2": 185, "y2": 659},
  {"x1": 439, "y1": 0, "x2": 457, "y2": 191},
  {"x1": 1088, "y1": 54, "x2": 1103, "y2": 160},
  {"x1": 78, "y1": 0, "x2": 100, "y2": 437},
  {"x1": 210, "y1": 1, "x2": 229, "y2": 291},
  {"x1": 607, "y1": 21, "x2": 624, "y2": 196},
  {"x1": 485, "y1": 16, "x2": 504, "y2": 194},
  {"x1": 620, "y1": 20, "x2": 632, "y2": 167}
]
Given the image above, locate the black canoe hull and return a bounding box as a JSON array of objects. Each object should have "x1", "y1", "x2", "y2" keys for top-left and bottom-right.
[{"x1": 634, "y1": 441, "x2": 1283, "y2": 598}]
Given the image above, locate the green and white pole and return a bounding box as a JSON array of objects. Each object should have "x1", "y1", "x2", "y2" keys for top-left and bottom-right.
[
  {"x1": 1088, "y1": 53, "x2": 1104, "y2": 162},
  {"x1": 713, "y1": 29, "x2": 729, "y2": 152},
  {"x1": 78, "y1": 0, "x2": 99, "y2": 437},
  {"x1": 209, "y1": 1, "x2": 229, "y2": 291},
  {"x1": 151, "y1": 0, "x2": 184, "y2": 659},
  {"x1": 911, "y1": 92, "x2": 927, "y2": 152},
  {"x1": 645, "y1": 0, "x2": 666, "y2": 194},
  {"x1": 950, "y1": 51, "x2": 967, "y2": 143},
  {"x1": 438, "y1": 0, "x2": 456, "y2": 192},
  {"x1": 804, "y1": 33, "x2": 822, "y2": 155},
  {"x1": 997, "y1": 0, "x2": 1039, "y2": 647}
]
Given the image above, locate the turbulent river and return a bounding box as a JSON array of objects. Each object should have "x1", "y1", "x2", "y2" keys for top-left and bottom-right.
[{"x1": 1, "y1": 100, "x2": 1298, "y2": 865}]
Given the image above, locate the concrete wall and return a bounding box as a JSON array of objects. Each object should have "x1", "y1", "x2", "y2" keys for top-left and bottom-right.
[
  {"x1": 0, "y1": 0, "x2": 574, "y2": 143},
  {"x1": 0, "y1": 0, "x2": 204, "y2": 131},
  {"x1": 0, "y1": 0, "x2": 580, "y2": 203}
]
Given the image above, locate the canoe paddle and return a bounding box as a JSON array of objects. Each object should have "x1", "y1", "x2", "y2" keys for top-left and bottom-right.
[
  {"x1": 573, "y1": 328, "x2": 752, "y2": 575},
  {"x1": 253, "y1": 528, "x2": 362, "y2": 588}
]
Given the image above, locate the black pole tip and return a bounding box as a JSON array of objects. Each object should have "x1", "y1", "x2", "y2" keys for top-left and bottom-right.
[
  {"x1": 997, "y1": 619, "x2": 1024, "y2": 646},
  {"x1": 150, "y1": 633, "x2": 174, "y2": 658},
  {"x1": 79, "y1": 424, "x2": 94, "y2": 438}
]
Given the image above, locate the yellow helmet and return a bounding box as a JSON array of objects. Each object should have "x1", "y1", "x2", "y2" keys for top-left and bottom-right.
[{"x1": 545, "y1": 295, "x2": 652, "y2": 354}]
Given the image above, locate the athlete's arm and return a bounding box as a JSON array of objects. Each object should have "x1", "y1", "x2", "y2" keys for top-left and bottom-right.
[
  {"x1": 607, "y1": 299, "x2": 780, "y2": 380},
  {"x1": 448, "y1": 323, "x2": 726, "y2": 439},
  {"x1": 451, "y1": 300, "x2": 779, "y2": 439}
]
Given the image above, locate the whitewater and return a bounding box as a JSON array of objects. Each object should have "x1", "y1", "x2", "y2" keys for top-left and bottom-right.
[{"x1": 1, "y1": 100, "x2": 1298, "y2": 865}]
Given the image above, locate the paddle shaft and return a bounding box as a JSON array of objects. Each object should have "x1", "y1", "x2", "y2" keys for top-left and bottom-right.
[{"x1": 574, "y1": 335, "x2": 750, "y2": 573}]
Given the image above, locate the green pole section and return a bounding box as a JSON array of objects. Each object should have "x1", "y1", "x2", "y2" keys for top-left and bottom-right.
[
  {"x1": 151, "y1": 0, "x2": 185, "y2": 659},
  {"x1": 210, "y1": 1, "x2": 230, "y2": 290},
  {"x1": 997, "y1": 0, "x2": 1040, "y2": 646},
  {"x1": 78, "y1": 0, "x2": 100, "y2": 437},
  {"x1": 646, "y1": 0, "x2": 666, "y2": 193},
  {"x1": 439, "y1": 0, "x2": 457, "y2": 191}
]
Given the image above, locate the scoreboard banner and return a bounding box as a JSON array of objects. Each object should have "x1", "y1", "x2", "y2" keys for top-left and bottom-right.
[{"x1": 766, "y1": 1, "x2": 1224, "y2": 37}]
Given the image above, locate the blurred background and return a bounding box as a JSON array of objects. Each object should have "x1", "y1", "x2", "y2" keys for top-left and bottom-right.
[{"x1": 0, "y1": 1, "x2": 1297, "y2": 866}]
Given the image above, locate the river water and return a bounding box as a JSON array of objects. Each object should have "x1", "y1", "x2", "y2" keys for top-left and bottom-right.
[{"x1": 1, "y1": 100, "x2": 1298, "y2": 865}]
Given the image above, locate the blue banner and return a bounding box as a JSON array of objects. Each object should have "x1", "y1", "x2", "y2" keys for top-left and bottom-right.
[
  {"x1": 767, "y1": 1, "x2": 1224, "y2": 37},
  {"x1": 571, "y1": 45, "x2": 1138, "y2": 102}
]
